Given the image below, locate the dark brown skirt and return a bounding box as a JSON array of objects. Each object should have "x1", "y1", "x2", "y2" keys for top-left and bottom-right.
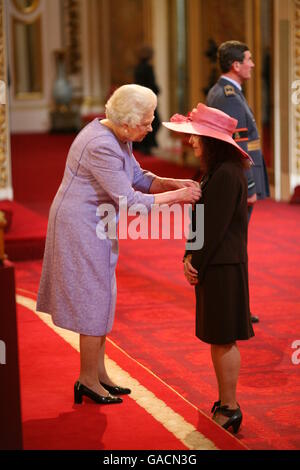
[{"x1": 195, "y1": 263, "x2": 254, "y2": 344}]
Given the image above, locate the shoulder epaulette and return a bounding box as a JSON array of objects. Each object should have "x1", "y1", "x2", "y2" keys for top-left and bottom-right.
[{"x1": 224, "y1": 84, "x2": 236, "y2": 97}]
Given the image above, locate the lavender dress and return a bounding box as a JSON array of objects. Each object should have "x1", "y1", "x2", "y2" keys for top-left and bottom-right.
[{"x1": 37, "y1": 119, "x2": 155, "y2": 335}]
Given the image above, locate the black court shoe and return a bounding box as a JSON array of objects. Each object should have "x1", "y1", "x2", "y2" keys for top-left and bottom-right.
[
  {"x1": 213, "y1": 404, "x2": 243, "y2": 434},
  {"x1": 100, "y1": 381, "x2": 131, "y2": 396},
  {"x1": 74, "y1": 381, "x2": 123, "y2": 405}
]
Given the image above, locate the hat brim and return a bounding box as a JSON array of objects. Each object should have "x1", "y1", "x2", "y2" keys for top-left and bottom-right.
[{"x1": 162, "y1": 121, "x2": 253, "y2": 163}]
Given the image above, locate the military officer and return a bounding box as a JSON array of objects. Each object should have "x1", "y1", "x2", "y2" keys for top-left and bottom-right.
[{"x1": 207, "y1": 40, "x2": 269, "y2": 323}]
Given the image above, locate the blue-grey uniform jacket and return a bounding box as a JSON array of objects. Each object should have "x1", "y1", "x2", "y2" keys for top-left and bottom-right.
[{"x1": 206, "y1": 77, "x2": 269, "y2": 199}]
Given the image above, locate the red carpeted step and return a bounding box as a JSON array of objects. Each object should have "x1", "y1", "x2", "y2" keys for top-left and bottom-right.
[
  {"x1": 11, "y1": 133, "x2": 74, "y2": 212},
  {"x1": 0, "y1": 200, "x2": 47, "y2": 261}
]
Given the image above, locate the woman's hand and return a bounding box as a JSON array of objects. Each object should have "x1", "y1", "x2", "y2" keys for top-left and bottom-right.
[
  {"x1": 150, "y1": 177, "x2": 200, "y2": 194},
  {"x1": 172, "y1": 179, "x2": 200, "y2": 190},
  {"x1": 177, "y1": 185, "x2": 201, "y2": 204},
  {"x1": 183, "y1": 255, "x2": 199, "y2": 285},
  {"x1": 153, "y1": 182, "x2": 201, "y2": 205}
]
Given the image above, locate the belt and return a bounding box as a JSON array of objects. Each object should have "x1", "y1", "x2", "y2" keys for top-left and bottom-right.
[{"x1": 247, "y1": 139, "x2": 261, "y2": 152}]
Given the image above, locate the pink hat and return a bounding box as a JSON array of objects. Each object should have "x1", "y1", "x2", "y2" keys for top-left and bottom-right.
[{"x1": 163, "y1": 103, "x2": 253, "y2": 162}]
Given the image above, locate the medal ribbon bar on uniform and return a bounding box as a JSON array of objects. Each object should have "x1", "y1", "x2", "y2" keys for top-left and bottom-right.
[
  {"x1": 232, "y1": 128, "x2": 248, "y2": 142},
  {"x1": 247, "y1": 139, "x2": 261, "y2": 152}
]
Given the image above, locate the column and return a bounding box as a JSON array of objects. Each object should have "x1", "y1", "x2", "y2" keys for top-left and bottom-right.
[
  {"x1": 0, "y1": 0, "x2": 13, "y2": 201},
  {"x1": 274, "y1": 0, "x2": 293, "y2": 200},
  {"x1": 291, "y1": 0, "x2": 300, "y2": 192},
  {"x1": 152, "y1": 0, "x2": 171, "y2": 148},
  {"x1": 186, "y1": 0, "x2": 203, "y2": 108},
  {"x1": 80, "y1": 0, "x2": 106, "y2": 115}
]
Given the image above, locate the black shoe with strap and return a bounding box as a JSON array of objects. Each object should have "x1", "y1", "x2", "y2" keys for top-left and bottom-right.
[
  {"x1": 74, "y1": 381, "x2": 123, "y2": 405},
  {"x1": 213, "y1": 404, "x2": 243, "y2": 434},
  {"x1": 211, "y1": 400, "x2": 240, "y2": 414},
  {"x1": 211, "y1": 400, "x2": 221, "y2": 413},
  {"x1": 100, "y1": 381, "x2": 131, "y2": 396}
]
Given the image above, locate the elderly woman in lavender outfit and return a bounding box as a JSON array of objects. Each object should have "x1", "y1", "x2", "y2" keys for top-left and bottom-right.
[{"x1": 37, "y1": 84, "x2": 201, "y2": 405}]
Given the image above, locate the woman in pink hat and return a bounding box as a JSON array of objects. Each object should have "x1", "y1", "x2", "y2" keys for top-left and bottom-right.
[{"x1": 163, "y1": 103, "x2": 254, "y2": 434}]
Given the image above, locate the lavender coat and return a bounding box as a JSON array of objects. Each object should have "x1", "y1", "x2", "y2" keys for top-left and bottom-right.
[{"x1": 37, "y1": 119, "x2": 155, "y2": 335}]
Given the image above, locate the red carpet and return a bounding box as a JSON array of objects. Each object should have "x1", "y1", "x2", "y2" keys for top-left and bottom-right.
[
  {"x1": 114, "y1": 199, "x2": 300, "y2": 450},
  {"x1": 14, "y1": 198, "x2": 300, "y2": 450},
  {"x1": 16, "y1": 294, "x2": 245, "y2": 450},
  {"x1": 10, "y1": 133, "x2": 300, "y2": 450},
  {"x1": 11, "y1": 133, "x2": 75, "y2": 217}
]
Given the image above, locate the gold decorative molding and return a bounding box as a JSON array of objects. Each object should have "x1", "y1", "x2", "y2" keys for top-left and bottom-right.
[
  {"x1": 13, "y1": 0, "x2": 40, "y2": 14},
  {"x1": 0, "y1": 0, "x2": 8, "y2": 191},
  {"x1": 294, "y1": 0, "x2": 300, "y2": 174},
  {"x1": 63, "y1": 0, "x2": 82, "y2": 75}
]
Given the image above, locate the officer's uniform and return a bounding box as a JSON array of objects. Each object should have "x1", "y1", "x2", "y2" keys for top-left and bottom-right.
[{"x1": 207, "y1": 77, "x2": 269, "y2": 204}]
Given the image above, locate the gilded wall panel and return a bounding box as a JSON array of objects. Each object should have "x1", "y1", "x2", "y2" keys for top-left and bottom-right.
[
  {"x1": 294, "y1": 0, "x2": 300, "y2": 174},
  {"x1": 0, "y1": 0, "x2": 8, "y2": 191},
  {"x1": 63, "y1": 0, "x2": 82, "y2": 75}
]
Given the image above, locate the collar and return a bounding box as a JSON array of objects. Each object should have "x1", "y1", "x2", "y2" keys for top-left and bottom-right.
[{"x1": 220, "y1": 76, "x2": 242, "y2": 91}]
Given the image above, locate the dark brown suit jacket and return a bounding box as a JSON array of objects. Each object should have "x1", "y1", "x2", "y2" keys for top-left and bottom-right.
[{"x1": 186, "y1": 160, "x2": 248, "y2": 284}]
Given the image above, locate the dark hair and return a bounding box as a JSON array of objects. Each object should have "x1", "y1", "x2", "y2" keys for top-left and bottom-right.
[
  {"x1": 137, "y1": 45, "x2": 154, "y2": 62},
  {"x1": 200, "y1": 136, "x2": 250, "y2": 174},
  {"x1": 218, "y1": 41, "x2": 249, "y2": 73}
]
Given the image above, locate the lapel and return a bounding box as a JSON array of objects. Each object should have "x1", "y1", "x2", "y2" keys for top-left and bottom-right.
[{"x1": 200, "y1": 164, "x2": 222, "y2": 195}]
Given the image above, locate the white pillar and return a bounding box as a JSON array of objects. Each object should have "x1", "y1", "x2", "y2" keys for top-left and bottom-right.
[{"x1": 152, "y1": 0, "x2": 172, "y2": 149}]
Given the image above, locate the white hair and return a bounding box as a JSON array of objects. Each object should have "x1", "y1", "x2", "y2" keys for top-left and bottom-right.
[{"x1": 105, "y1": 84, "x2": 157, "y2": 127}]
